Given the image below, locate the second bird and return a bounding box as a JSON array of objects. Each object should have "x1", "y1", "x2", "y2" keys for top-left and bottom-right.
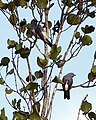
[
  {"x1": 31, "y1": 19, "x2": 52, "y2": 47},
  {"x1": 62, "y1": 73, "x2": 75, "y2": 100}
]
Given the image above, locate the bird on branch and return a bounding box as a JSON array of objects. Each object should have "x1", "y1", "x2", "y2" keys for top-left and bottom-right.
[
  {"x1": 31, "y1": 19, "x2": 52, "y2": 47},
  {"x1": 62, "y1": 73, "x2": 76, "y2": 100}
]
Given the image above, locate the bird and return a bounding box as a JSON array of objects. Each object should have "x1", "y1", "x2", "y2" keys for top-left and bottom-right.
[
  {"x1": 30, "y1": 19, "x2": 52, "y2": 47},
  {"x1": 62, "y1": 73, "x2": 76, "y2": 100}
]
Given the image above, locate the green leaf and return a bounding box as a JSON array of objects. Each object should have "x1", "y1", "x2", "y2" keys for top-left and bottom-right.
[
  {"x1": 91, "y1": 65, "x2": 96, "y2": 76},
  {"x1": 36, "y1": 0, "x2": 48, "y2": 9},
  {"x1": 50, "y1": 45, "x2": 61, "y2": 61},
  {"x1": 52, "y1": 76, "x2": 63, "y2": 84},
  {"x1": 67, "y1": 14, "x2": 81, "y2": 25},
  {"x1": 8, "y1": 2, "x2": 15, "y2": 11},
  {"x1": 7, "y1": 69, "x2": 14, "y2": 75},
  {"x1": 7, "y1": 39, "x2": 17, "y2": 49},
  {"x1": 0, "y1": 108, "x2": 8, "y2": 120},
  {"x1": 25, "y1": 82, "x2": 38, "y2": 91},
  {"x1": 17, "y1": 99, "x2": 21, "y2": 110},
  {"x1": 61, "y1": 0, "x2": 73, "y2": 7},
  {"x1": 81, "y1": 25, "x2": 95, "y2": 34},
  {"x1": 15, "y1": 43, "x2": 22, "y2": 54},
  {"x1": 74, "y1": 32, "x2": 80, "y2": 39},
  {"x1": 48, "y1": 21, "x2": 52, "y2": 28},
  {"x1": 80, "y1": 100, "x2": 92, "y2": 114},
  {"x1": 20, "y1": 19, "x2": 26, "y2": 27},
  {"x1": 35, "y1": 70, "x2": 43, "y2": 79},
  {"x1": 37, "y1": 57, "x2": 48, "y2": 68},
  {"x1": 26, "y1": 27, "x2": 32, "y2": 38},
  {"x1": 88, "y1": 72, "x2": 95, "y2": 81},
  {"x1": 19, "y1": 87, "x2": 27, "y2": 92},
  {"x1": 1, "y1": 57, "x2": 10, "y2": 66},
  {"x1": 20, "y1": 48, "x2": 30, "y2": 58},
  {"x1": 88, "y1": 11, "x2": 95, "y2": 18},
  {"x1": 0, "y1": 78, "x2": 5, "y2": 85},
  {"x1": 92, "y1": 1, "x2": 96, "y2": 7},
  {"x1": 88, "y1": 112, "x2": 96, "y2": 119},
  {"x1": 0, "y1": 0, "x2": 5, "y2": 8},
  {"x1": 80, "y1": 35, "x2": 93, "y2": 46},
  {"x1": 13, "y1": 111, "x2": 29, "y2": 120},
  {"x1": 30, "y1": 112, "x2": 40, "y2": 120},
  {"x1": 12, "y1": 99, "x2": 16, "y2": 109}
]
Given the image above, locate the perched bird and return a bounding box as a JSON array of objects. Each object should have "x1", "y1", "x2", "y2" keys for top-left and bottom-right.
[
  {"x1": 62, "y1": 73, "x2": 75, "y2": 100},
  {"x1": 30, "y1": 19, "x2": 52, "y2": 47}
]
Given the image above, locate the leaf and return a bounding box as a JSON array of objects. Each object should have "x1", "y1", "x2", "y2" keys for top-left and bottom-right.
[
  {"x1": 52, "y1": 76, "x2": 63, "y2": 84},
  {"x1": 36, "y1": 0, "x2": 48, "y2": 9},
  {"x1": 0, "y1": 0, "x2": 4, "y2": 8},
  {"x1": 26, "y1": 27, "x2": 32, "y2": 38},
  {"x1": 5, "y1": 88, "x2": 13, "y2": 94},
  {"x1": 0, "y1": 108, "x2": 8, "y2": 120},
  {"x1": 20, "y1": 0, "x2": 26, "y2": 7},
  {"x1": 91, "y1": 65, "x2": 96, "y2": 76},
  {"x1": 9, "y1": 14, "x2": 18, "y2": 25},
  {"x1": 8, "y1": 2, "x2": 15, "y2": 11},
  {"x1": 48, "y1": 21, "x2": 52, "y2": 28},
  {"x1": 61, "y1": 0, "x2": 73, "y2": 7},
  {"x1": 88, "y1": 72, "x2": 95, "y2": 81},
  {"x1": 7, "y1": 69, "x2": 14, "y2": 75},
  {"x1": 88, "y1": 11, "x2": 95, "y2": 18},
  {"x1": 37, "y1": 57, "x2": 48, "y2": 68},
  {"x1": 74, "y1": 32, "x2": 80, "y2": 39},
  {"x1": 12, "y1": 99, "x2": 16, "y2": 109},
  {"x1": 50, "y1": 45, "x2": 61, "y2": 61},
  {"x1": 7, "y1": 39, "x2": 17, "y2": 49},
  {"x1": 30, "y1": 112, "x2": 40, "y2": 120},
  {"x1": 88, "y1": 112, "x2": 96, "y2": 119},
  {"x1": 13, "y1": 0, "x2": 20, "y2": 7},
  {"x1": 19, "y1": 87, "x2": 27, "y2": 92},
  {"x1": 1, "y1": 57, "x2": 10, "y2": 66},
  {"x1": 80, "y1": 100, "x2": 92, "y2": 114},
  {"x1": 20, "y1": 19, "x2": 26, "y2": 27},
  {"x1": 17, "y1": 99, "x2": 21, "y2": 110},
  {"x1": 80, "y1": 35, "x2": 93, "y2": 46},
  {"x1": 67, "y1": 14, "x2": 81, "y2": 25},
  {"x1": 25, "y1": 82, "x2": 38, "y2": 91},
  {"x1": 35, "y1": 70, "x2": 43, "y2": 78},
  {"x1": 20, "y1": 48, "x2": 30, "y2": 58},
  {"x1": 15, "y1": 43, "x2": 22, "y2": 54},
  {"x1": 81, "y1": 25, "x2": 95, "y2": 34},
  {"x1": 13, "y1": 111, "x2": 29, "y2": 120},
  {"x1": 0, "y1": 78, "x2": 5, "y2": 85}
]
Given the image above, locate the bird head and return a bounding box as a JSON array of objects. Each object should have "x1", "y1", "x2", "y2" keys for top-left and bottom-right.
[{"x1": 31, "y1": 19, "x2": 38, "y2": 26}]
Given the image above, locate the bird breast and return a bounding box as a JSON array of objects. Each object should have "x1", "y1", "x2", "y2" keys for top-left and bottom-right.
[{"x1": 65, "y1": 83, "x2": 69, "y2": 91}]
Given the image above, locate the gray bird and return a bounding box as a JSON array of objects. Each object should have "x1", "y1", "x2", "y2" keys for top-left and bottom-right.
[
  {"x1": 31, "y1": 19, "x2": 52, "y2": 47},
  {"x1": 62, "y1": 73, "x2": 75, "y2": 100}
]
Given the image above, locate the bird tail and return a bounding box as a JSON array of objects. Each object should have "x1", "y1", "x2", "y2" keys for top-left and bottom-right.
[{"x1": 64, "y1": 90, "x2": 70, "y2": 100}]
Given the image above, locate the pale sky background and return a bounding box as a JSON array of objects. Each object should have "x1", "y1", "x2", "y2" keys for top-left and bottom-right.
[{"x1": 0, "y1": 0, "x2": 96, "y2": 120}]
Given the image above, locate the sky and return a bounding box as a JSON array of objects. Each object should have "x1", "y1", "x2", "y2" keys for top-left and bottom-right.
[{"x1": 0, "y1": 0, "x2": 96, "y2": 120}]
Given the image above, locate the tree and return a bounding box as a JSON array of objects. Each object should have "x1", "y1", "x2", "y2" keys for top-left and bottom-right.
[{"x1": 0, "y1": 0, "x2": 96, "y2": 120}]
